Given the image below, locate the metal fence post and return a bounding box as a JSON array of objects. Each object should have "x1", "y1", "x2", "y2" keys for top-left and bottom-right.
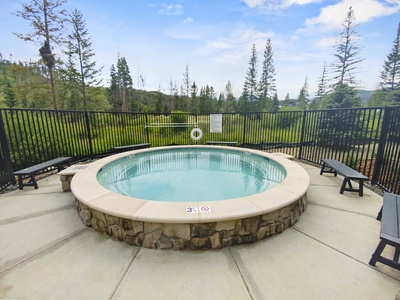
[
  {"x1": 84, "y1": 111, "x2": 94, "y2": 157},
  {"x1": 242, "y1": 113, "x2": 247, "y2": 147},
  {"x1": 298, "y1": 111, "x2": 307, "y2": 160},
  {"x1": 372, "y1": 107, "x2": 391, "y2": 184},
  {"x1": 0, "y1": 110, "x2": 15, "y2": 182},
  {"x1": 145, "y1": 113, "x2": 150, "y2": 145}
]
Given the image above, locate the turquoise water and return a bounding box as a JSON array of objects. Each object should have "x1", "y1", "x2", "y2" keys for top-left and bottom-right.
[{"x1": 97, "y1": 148, "x2": 286, "y2": 202}]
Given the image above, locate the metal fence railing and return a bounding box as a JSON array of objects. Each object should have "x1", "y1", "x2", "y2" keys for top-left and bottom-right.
[{"x1": 1, "y1": 107, "x2": 399, "y2": 194}]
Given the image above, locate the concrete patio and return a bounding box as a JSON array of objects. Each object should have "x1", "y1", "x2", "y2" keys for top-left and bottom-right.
[{"x1": 0, "y1": 162, "x2": 399, "y2": 299}]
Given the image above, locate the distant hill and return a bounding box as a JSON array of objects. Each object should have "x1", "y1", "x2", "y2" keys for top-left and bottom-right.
[{"x1": 358, "y1": 90, "x2": 373, "y2": 104}]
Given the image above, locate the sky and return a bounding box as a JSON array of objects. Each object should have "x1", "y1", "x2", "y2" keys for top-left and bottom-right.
[{"x1": 1, "y1": 0, "x2": 400, "y2": 99}]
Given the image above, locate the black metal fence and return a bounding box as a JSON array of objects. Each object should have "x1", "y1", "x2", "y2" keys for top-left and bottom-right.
[{"x1": 1, "y1": 106, "x2": 399, "y2": 194}]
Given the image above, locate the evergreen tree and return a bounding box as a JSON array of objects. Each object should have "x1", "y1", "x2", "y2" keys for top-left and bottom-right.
[
  {"x1": 311, "y1": 62, "x2": 328, "y2": 110},
  {"x1": 117, "y1": 57, "x2": 132, "y2": 112},
  {"x1": 366, "y1": 89, "x2": 390, "y2": 107},
  {"x1": 107, "y1": 64, "x2": 118, "y2": 110},
  {"x1": 15, "y1": 0, "x2": 68, "y2": 109},
  {"x1": 317, "y1": 61, "x2": 328, "y2": 97},
  {"x1": 166, "y1": 79, "x2": 176, "y2": 112},
  {"x1": 272, "y1": 93, "x2": 280, "y2": 112},
  {"x1": 182, "y1": 63, "x2": 190, "y2": 97},
  {"x1": 217, "y1": 93, "x2": 224, "y2": 113},
  {"x1": 331, "y1": 6, "x2": 364, "y2": 88},
  {"x1": 258, "y1": 39, "x2": 276, "y2": 111},
  {"x1": 380, "y1": 22, "x2": 400, "y2": 91},
  {"x1": 320, "y1": 83, "x2": 362, "y2": 109},
  {"x1": 283, "y1": 93, "x2": 290, "y2": 107},
  {"x1": 241, "y1": 44, "x2": 258, "y2": 112},
  {"x1": 109, "y1": 56, "x2": 132, "y2": 112},
  {"x1": 65, "y1": 9, "x2": 103, "y2": 111},
  {"x1": 224, "y1": 80, "x2": 236, "y2": 112},
  {"x1": 190, "y1": 81, "x2": 199, "y2": 114},
  {"x1": 386, "y1": 88, "x2": 400, "y2": 105},
  {"x1": 297, "y1": 76, "x2": 309, "y2": 110},
  {"x1": 4, "y1": 79, "x2": 16, "y2": 108}
]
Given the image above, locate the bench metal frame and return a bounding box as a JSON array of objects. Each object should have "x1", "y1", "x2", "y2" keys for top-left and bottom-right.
[
  {"x1": 12, "y1": 157, "x2": 71, "y2": 190},
  {"x1": 369, "y1": 193, "x2": 400, "y2": 271},
  {"x1": 320, "y1": 159, "x2": 370, "y2": 196}
]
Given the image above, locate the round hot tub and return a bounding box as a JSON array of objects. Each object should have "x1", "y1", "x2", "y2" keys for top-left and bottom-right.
[{"x1": 71, "y1": 146, "x2": 310, "y2": 250}]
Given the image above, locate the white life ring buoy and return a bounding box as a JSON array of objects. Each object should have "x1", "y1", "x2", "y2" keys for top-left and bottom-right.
[{"x1": 190, "y1": 128, "x2": 203, "y2": 141}]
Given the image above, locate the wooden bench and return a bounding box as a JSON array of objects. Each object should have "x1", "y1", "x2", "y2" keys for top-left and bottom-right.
[
  {"x1": 12, "y1": 157, "x2": 71, "y2": 190},
  {"x1": 206, "y1": 141, "x2": 237, "y2": 146},
  {"x1": 369, "y1": 193, "x2": 400, "y2": 271},
  {"x1": 112, "y1": 143, "x2": 151, "y2": 153},
  {"x1": 320, "y1": 159, "x2": 370, "y2": 196}
]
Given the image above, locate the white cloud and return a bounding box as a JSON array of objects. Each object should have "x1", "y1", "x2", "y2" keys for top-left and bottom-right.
[
  {"x1": 305, "y1": 0, "x2": 400, "y2": 31},
  {"x1": 197, "y1": 28, "x2": 276, "y2": 66},
  {"x1": 314, "y1": 36, "x2": 337, "y2": 48},
  {"x1": 242, "y1": 0, "x2": 323, "y2": 10},
  {"x1": 282, "y1": 0, "x2": 323, "y2": 7},
  {"x1": 183, "y1": 17, "x2": 194, "y2": 24},
  {"x1": 241, "y1": 0, "x2": 266, "y2": 8},
  {"x1": 158, "y1": 4, "x2": 183, "y2": 16}
]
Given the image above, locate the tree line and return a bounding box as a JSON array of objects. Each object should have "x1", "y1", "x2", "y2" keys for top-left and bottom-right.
[{"x1": 0, "y1": 3, "x2": 399, "y2": 113}]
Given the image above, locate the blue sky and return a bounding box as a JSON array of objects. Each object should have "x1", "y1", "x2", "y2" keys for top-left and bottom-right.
[{"x1": 1, "y1": 0, "x2": 400, "y2": 99}]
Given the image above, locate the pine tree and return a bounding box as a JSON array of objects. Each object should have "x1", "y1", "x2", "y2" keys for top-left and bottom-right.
[
  {"x1": 283, "y1": 93, "x2": 290, "y2": 107},
  {"x1": 380, "y1": 22, "x2": 400, "y2": 90},
  {"x1": 217, "y1": 93, "x2": 224, "y2": 113},
  {"x1": 190, "y1": 81, "x2": 199, "y2": 114},
  {"x1": 110, "y1": 56, "x2": 132, "y2": 112},
  {"x1": 297, "y1": 76, "x2": 309, "y2": 110},
  {"x1": 182, "y1": 63, "x2": 190, "y2": 97},
  {"x1": 320, "y1": 83, "x2": 362, "y2": 109},
  {"x1": 317, "y1": 61, "x2": 328, "y2": 97},
  {"x1": 4, "y1": 79, "x2": 16, "y2": 108},
  {"x1": 65, "y1": 9, "x2": 103, "y2": 111},
  {"x1": 224, "y1": 80, "x2": 236, "y2": 112},
  {"x1": 258, "y1": 39, "x2": 276, "y2": 111},
  {"x1": 15, "y1": 0, "x2": 68, "y2": 109},
  {"x1": 310, "y1": 62, "x2": 328, "y2": 110},
  {"x1": 331, "y1": 6, "x2": 364, "y2": 87},
  {"x1": 242, "y1": 44, "x2": 258, "y2": 112},
  {"x1": 107, "y1": 64, "x2": 119, "y2": 110},
  {"x1": 272, "y1": 93, "x2": 280, "y2": 112}
]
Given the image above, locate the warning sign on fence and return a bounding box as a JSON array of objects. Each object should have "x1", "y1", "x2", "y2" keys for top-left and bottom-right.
[{"x1": 210, "y1": 114, "x2": 222, "y2": 133}]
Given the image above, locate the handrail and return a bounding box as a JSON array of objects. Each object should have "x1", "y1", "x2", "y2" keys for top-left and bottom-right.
[{"x1": 145, "y1": 123, "x2": 198, "y2": 128}]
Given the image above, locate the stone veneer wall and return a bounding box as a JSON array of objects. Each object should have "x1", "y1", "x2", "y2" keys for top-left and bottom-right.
[{"x1": 75, "y1": 195, "x2": 307, "y2": 250}]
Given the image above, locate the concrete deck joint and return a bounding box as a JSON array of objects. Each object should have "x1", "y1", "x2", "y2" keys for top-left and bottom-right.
[
  {"x1": 0, "y1": 204, "x2": 75, "y2": 225},
  {"x1": 0, "y1": 228, "x2": 88, "y2": 275},
  {"x1": 109, "y1": 248, "x2": 141, "y2": 300},
  {"x1": 228, "y1": 248, "x2": 254, "y2": 300}
]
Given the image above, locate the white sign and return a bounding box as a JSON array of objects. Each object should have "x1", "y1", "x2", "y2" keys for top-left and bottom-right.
[
  {"x1": 210, "y1": 114, "x2": 222, "y2": 133},
  {"x1": 199, "y1": 205, "x2": 212, "y2": 213},
  {"x1": 186, "y1": 206, "x2": 198, "y2": 214}
]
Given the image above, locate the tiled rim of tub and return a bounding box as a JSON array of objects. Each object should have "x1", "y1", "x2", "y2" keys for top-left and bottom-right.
[{"x1": 71, "y1": 145, "x2": 310, "y2": 250}]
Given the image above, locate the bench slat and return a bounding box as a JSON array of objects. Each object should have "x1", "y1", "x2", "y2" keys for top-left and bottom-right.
[
  {"x1": 112, "y1": 143, "x2": 151, "y2": 153},
  {"x1": 380, "y1": 193, "x2": 400, "y2": 243}
]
